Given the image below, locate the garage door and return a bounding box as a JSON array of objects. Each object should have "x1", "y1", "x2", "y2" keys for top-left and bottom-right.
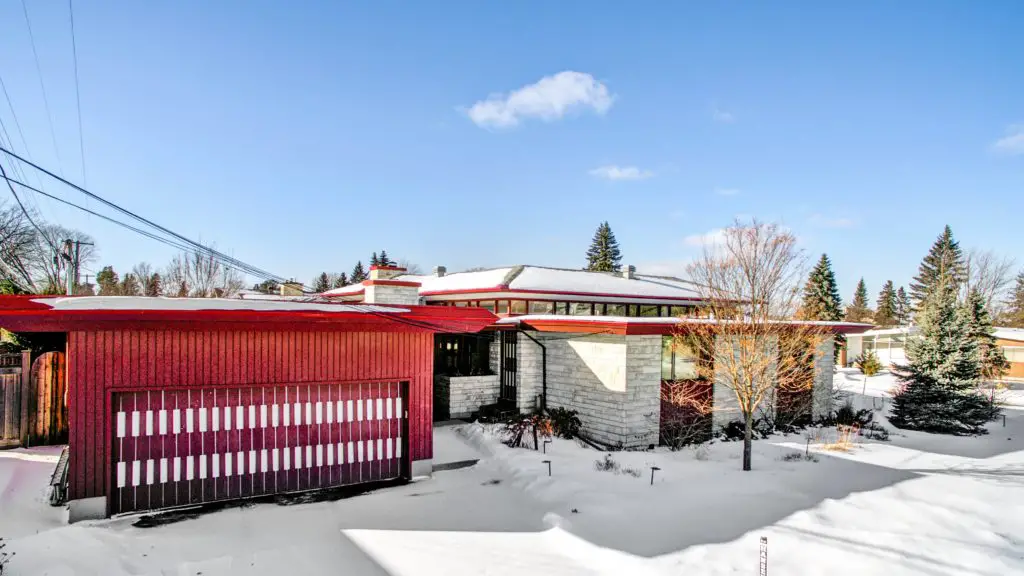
[{"x1": 110, "y1": 381, "x2": 407, "y2": 515}]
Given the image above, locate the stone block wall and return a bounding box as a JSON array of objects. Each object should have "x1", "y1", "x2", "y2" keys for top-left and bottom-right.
[
  {"x1": 363, "y1": 285, "x2": 421, "y2": 305},
  {"x1": 446, "y1": 375, "x2": 501, "y2": 419},
  {"x1": 711, "y1": 335, "x2": 778, "y2": 431},
  {"x1": 624, "y1": 335, "x2": 662, "y2": 448},
  {"x1": 812, "y1": 336, "x2": 835, "y2": 420}
]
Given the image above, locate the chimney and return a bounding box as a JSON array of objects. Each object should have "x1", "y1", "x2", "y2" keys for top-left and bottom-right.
[
  {"x1": 280, "y1": 280, "x2": 304, "y2": 296},
  {"x1": 622, "y1": 265, "x2": 636, "y2": 280},
  {"x1": 433, "y1": 266, "x2": 447, "y2": 277},
  {"x1": 368, "y1": 265, "x2": 407, "y2": 281}
]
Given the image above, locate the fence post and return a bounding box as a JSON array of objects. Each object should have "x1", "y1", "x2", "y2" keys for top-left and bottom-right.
[{"x1": 19, "y1": 349, "x2": 31, "y2": 446}]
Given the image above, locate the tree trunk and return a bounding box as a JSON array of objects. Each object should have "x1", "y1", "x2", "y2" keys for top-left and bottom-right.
[{"x1": 743, "y1": 411, "x2": 753, "y2": 471}]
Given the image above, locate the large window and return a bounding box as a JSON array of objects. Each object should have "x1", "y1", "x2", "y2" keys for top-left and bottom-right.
[
  {"x1": 1005, "y1": 347, "x2": 1024, "y2": 363},
  {"x1": 554, "y1": 302, "x2": 569, "y2": 315},
  {"x1": 570, "y1": 302, "x2": 594, "y2": 316},
  {"x1": 605, "y1": 303, "x2": 625, "y2": 316},
  {"x1": 478, "y1": 301, "x2": 495, "y2": 313},
  {"x1": 661, "y1": 336, "x2": 699, "y2": 381},
  {"x1": 435, "y1": 334, "x2": 493, "y2": 377},
  {"x1": 510, "y1": 300, "x2": 527, "y2": 315},
  {"x1": 640, "y1": 305, "x2": 660, "y2": 317},
  {"x1": 529, "y1": 301, "x2": 554, "y2": 314}
]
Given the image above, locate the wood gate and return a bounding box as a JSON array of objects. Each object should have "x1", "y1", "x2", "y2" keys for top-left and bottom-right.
[
  {"x1": 110, "y1": 381, "x2": 408, "y2": 514},
  {"x1": 499, "y1": 331, "x2": 517, "y2": 405},
  {"x1": 0, "y1": 350, "x2": 66, "y2": 448}
]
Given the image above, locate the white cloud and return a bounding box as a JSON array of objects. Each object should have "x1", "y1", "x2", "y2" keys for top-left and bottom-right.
[
  {"x1": 808, "y1": 214, "x2": 857, "y2": 229},
  {"x1": 684, "y1": 228, "x2": 727, "y2": 248},
  {"x1": 589, "y1": 165, "x2": 654, "y2": 181},
  {"x1": 991, "y1": 124, "x2": 1024, "y2": 155},
  {"x1": 715, "y1": 187, "x2": 740, "y2": 196},
  {"x1": 466, "y1": 71, "x2": 614, "y2": 129},
  {"x1": 712, "y1": 103, "x2": 735, "y2": 123}
]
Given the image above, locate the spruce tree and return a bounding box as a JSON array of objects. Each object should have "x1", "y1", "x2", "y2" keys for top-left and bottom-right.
[
  {"x1": 370, "y1": 252, "x2": 379, "y2": 267},
  {"x1": 350, "y1": 261, "x2": 367, "y2": 283},
  {"x1": 909, "y1": 225, "x2": 966, "y2": 311},
  {"x1": 874, "y1": 280, "x2": 898, "y2": 327},
  {"x1": 964, "y1": 288, "x2": 1010, "y2": 381},
  {"x1": 378, "y1": 250, "x2": 396, "y2": 267},
  {"x1": 1001, "y1": 272, "x2": 1024, "y2": 328},
  {"x1": 96, "y1": 266, "x2": 120, "y2": 296},
  {"x1": 120, "y1": 274, "x2": 141, "y2": 296},
  {"x1": 333, "y1": 272, "x2": 349, "y2": 289},
  {"x1": 146, "y1": 273, "x2": 162, "y2": 297},
  {"x1": 895, "y1": 286, "x2": 911, "y2": 325},
  {"x1": 844, "y1": 278, "x2": 872, "y2": 323},
  {"x1": 584, "y1": 221, "x2": 623, "y2": 272},
  {"x1": 313, "y1": 272, "x2": 330, "y2": 293},
  {"x1": 799, "y1": 254, "x2": 843, "y2": 321},
  {"x1": 890, "y1": 279, "x2": 999, "y2": 434}
]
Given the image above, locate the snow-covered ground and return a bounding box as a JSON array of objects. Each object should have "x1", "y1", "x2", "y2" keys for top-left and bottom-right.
[{"x1": 2, "y1": 381, "x2": 1023, "y2": 575}]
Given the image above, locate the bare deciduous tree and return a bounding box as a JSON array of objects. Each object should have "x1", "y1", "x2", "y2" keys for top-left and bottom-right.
[
  {"x1": 964, "y1": 249, "x2": 1016, "y2": 316},
  {"x1": 682, "y1": 220, "x2": 830, "y2": 471},
  {"x1": 36, "y1": 225, "x2": 96, "y2": 294},
  {"x1": 163, "y1": 249, "x2": 243, "y2": 298},
  {"x1": 0, "y1": 202, "x2": 41, "y2": 292},
  {"x1": 396, "y1": 259, "x2": 423, "y2": 275}
]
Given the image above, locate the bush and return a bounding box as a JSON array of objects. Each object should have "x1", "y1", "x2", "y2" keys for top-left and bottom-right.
[
  {"x1": 834, "y1": 401, "x2": 874, "y2": 428},
  {"x1": 0, "y1": 538, "x2": 12, "y2": 575},
  {"x1": 855, "y1": 351, "x2": 883, "y2": 376},
  {"x1": 781, "y1": 452, "x2": 818, "y2": 463},
  {"x1": 502, "y1": 414, "x2": 553, "y2": 449},
  {"x1": 593, "y1": 454, "x2": 643, "y2": 478},
  {"x1": 719, "y1": 420, "x2": 771, "y2": 442},
  {"x1": 546, "y1": 407, "x2": 582, "y2": 439}
]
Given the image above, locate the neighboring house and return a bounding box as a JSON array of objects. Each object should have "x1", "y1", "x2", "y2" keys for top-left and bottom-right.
[
  {"x1": 325, "y1": 265, "x2": 870, "y2": 449},
  {"x1": 845, "y1": 326, "x2": 1024, "y2": 381}
]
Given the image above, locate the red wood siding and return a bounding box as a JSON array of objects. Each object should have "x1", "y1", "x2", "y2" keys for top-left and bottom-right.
[{"x1": 67, "y1": 330, "x2": 433, "y2": 503}]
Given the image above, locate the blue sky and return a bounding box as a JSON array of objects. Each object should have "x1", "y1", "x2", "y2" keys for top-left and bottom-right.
[{"x1": 0, "y1": 1, "x2": 1021, "y2": 301}]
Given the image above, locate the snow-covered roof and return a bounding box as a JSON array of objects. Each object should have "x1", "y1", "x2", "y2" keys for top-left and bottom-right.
[
  {"x1": 31, "y1": 296, "x2": 406, "y2": 314},
  {"x1": 995, "y1": 327, "x2": 1024, "y2": 342},
  {"x1": 324, "y1": 265, "x2": 705, "y2": 303},
  {"x1": 496, "y1": 315, "x2": 871, "y2": 328}
]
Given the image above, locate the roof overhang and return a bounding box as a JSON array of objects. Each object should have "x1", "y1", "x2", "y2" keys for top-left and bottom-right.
[
  {"x1": 495, "y1": 315, "x2": 874, "y2": 336},
  {"x1": 418, "y1": 288, "x2": 706, "y2": 306},
  {"x1": 0, "y1": 296, "x2": 496, "y2": 334}
]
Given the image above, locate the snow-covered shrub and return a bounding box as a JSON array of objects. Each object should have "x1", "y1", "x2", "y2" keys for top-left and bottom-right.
[
  {"x1": 546, "y1": 407, "x2": 582, "y2": 439},
  {"x1": 855, "y1": 351, "x2": 883, "y2": 376},
  {"x1": 781, "y1": 452, "x2": 818, "y2": 463},
  {"x1": 594, "y1": 454, "x2": 620, "y2": 472},
  {"x1": 502, "y1": 414, "x2": 553, "y2": 450},
  {"x1": 659, "y1": 379, "x2": 713, "y2": 449},
  {"x1": 620, "y1": 466, "x2": 643, "y2": 478},
  {"x1": 0, "y1": 538, "x2": 12, "y2": 575},
  {"x1": 693, "y1": 444, "x2": 710, "y2": 461}
]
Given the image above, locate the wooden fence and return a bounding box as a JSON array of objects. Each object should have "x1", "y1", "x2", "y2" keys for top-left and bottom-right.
[{"x1": 0, "y1": 350, "x2": 68, "y2": 448}]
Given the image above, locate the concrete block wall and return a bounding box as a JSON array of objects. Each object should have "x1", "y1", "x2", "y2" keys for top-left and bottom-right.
[
  {"x1": 516, "y1": 333, "x2": 543, "y2": 412},
  {"x1": 447, "y1": 375, "x2": 501, "y2": 419},
  {"x1": 712, "y1": 335, "x2": 778, "y2": 431},
  {"x1": 623, "y1": 335, "x2": 662, "y2": 448},
  {"x1": 363, "y1": 285, "x2": 421, "y2": 305},
  {"x1": 812, "y1": 336, "x2": 835, "y2": 420}
]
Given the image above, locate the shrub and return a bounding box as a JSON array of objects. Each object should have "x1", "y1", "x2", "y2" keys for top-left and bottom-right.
[
  {"x1": 502, "y1": 414, "x2": 553, "y2": 449},
  {"x1": 855, "y1": 351, "x2": 883, "y2": 376},
  {"x1": 781, "y1": 452, "x2": 818, "y2": 463},
  {"x1": 547, "y1": 407, "x2": 582, "y2": 439},
  {"x1": 0, "y1": 538, "x2": 12, "y2": 575},
  {"x1": 720, "y1": 419, "x2": 771, "y2": 441},
  {"x1": 594, "y1": 454, "x2": 620, "y2": 472}
]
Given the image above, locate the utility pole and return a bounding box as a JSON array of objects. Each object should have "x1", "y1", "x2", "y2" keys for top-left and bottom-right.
[{"x1": 63, "y1": 239, "x2": 93, "y2": 295}]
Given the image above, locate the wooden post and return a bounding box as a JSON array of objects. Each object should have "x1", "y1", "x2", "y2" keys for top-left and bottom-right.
[{"x1": 19, "y1": 349, "x2": 31, "y2": 446}]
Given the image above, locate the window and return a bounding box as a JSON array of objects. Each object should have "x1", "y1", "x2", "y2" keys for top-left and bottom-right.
[
  {"x1": 435, "y1": 334, "x2": 493, "y2": 377},
  {"x1": 605, "y1": 304, "x2": 625, "y2": 316},
  {"x1": 529, "y1": 301, "x2": 554, "y2": 314},
  {"x1": 478, "y1": 301, "x2": 495, "y2": 312},
  {"x1": 640, "y1": 305, "x2": 660, "y2": 317},
  {"x1": 661, "y1": 336, "x2": 700, "y2": 381},
  {"x1": 862, "y1": 336, "x2": 875, "y2": 352},
  {"x1": 454, "y1": 301, "x2": 468, "y2": 307},
  {"x1": 510, "y1": 300, "x2": 527, "y2": 315},
  {"x1": 594, "y1": 303, "x2": 607, "y2": 316},
  {"x1": 554, "y1": 302, "x2": 569, "y2": 315},
  {"x1": 496, "y1": 301, "x2": 509, "y2": 315},
  {"x1": 570, "y1": 302, "x2": 593, "y2": 316},
  {"x1": 1005, "y1": 347, "x2": 1024, "y2": 363},
  {"x1": 670, "y1": 306, "x2": 688, "y2": 317}
]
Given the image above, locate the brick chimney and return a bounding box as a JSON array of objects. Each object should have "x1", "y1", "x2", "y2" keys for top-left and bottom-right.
[
  {"x1": 368, "y1": 265, "x2": 406, "y2": 281},
  {"x1": 280, "y1": 280, "x2": 304, "y2": 296},
  {"x1": 622, "y1": 265, "x2": 636, "y2": 280},
  {"x1": 363, "y1": 265, "x2": 421, "y2": 305}
]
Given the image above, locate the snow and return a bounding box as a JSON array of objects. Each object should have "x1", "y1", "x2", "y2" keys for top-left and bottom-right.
[
  {"x1": 32, "y1": 296, "x2": 407, "y2": 314},
  {"x1": 497, "y1": 315, "x2": 872, "y2": 330},
  {"x1": 994, "y1": 327, "x2": 1024, "y2": 342},
  {"x1": 0, "y1": 446, "x2": 67, "y2": 538},
  {"x1": 4, "y1": 390, "x2": 1024, "y2": 575},
  {"x1": 510, "y1": 266, "x2": 701, "y2": 300},
  {"x1": 409, "y1": 268, "x2": 514, "y2": 294}
]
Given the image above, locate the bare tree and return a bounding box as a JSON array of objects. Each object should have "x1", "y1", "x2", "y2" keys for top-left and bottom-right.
[
  {"x1": 0, "y1": 202, "x2": 42, "y2": 292},
  {"x1": 35, "y1": 225, "x2": 97, "y2": 294},
  {"x1": 163, "y1": 249, "x2": 243, "y2": 298},
  {"x1": 964, "y1": 249, "x2": 1016, "y2": 316},
  {"x1": 131, "y1": 262, "x2": 163, "y2": 296},
  {"x1": 396, "y1": 259, "x2": 423, "y2": 275},
  {"x1": 682, "y1": 220, "x2": 830, "y2": 471}
]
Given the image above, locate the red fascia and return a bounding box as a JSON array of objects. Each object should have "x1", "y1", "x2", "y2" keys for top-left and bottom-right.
[
  {"x1": 419, "y1": 286, "x2": 705, "y2": 303},
  {"x1": 514, "y1": 319, "x2": 875, "y2": 336}
]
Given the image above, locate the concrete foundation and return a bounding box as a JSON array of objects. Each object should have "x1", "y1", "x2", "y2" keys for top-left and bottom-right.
[
  {"x1": 411, "y1": 459, "x2": 433, "y2": 479},
  {"x1": 68, "y1": 496, "x2": 106, "y2": 522}
]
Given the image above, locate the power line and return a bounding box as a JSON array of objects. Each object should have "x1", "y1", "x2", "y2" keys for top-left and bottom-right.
[
  {"x1": 0, "y1": 158, "x2": 60, "y2": 257},
  {"x1": 20, "y1": 0, "x2": 65, "y2": 177},
  {"x1": 0, "y1": 74, "x2": 50, "y2": 220},
  {"x1": 68, "y1": 0, "x2": 87, "y2": 186}
]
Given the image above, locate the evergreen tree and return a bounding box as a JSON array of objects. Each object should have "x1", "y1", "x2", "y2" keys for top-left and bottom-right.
[
  {"x1": 895, "y1": 286, "x2": 912, "y2": 325},
  {"x1": 584, "y1": 221, "x2": 623, "y2": 272},
  {"x1": 909, "y1": 225, "x2": 966, "y2": 311},
  {"x1": 1001, "y1": 272, "x2": 1024, "y2": 328},
  {"x1": 378, "y1": 250, "x2": 396, "y2": 267},
  {"x1": 964, "y1": 289, "x2": 1010, "y2": 381},
  {"x1": 314, "y1": 272, "x2": 331, "y2": 293},
  {"x1": 874, "y1": 280, "x2": 898, "y2": 327},
  {"x1": 844, "y1": 278, "x2": 872, "y2": 323},
  {"x1": 799, "y1": 254, "x2": 843, "y2": 321},
  {"x1": 145, "y1": 273, "x2": 162, "y2": 297},
  {"x1": 333, "y1": 272, "x2": 349, "y2": 289},
  {"x1": 96, "y1": 266, "x2": 120, "y2": 296},
  {"x1": 890, "y1": 280, "x2": 999, "y2": 434},
  {"x1": 252, "y1": 279, "x2": 279, "y2": 295},
  {"x1": 120, "y1": 274, "x2": 141, "y2": 296},
  {"x1": 370, "y1": 252, "x2": 380, "y2": 267},
  {"x1": 350, "y1": 261, "x2": 367, "y2": 283}
]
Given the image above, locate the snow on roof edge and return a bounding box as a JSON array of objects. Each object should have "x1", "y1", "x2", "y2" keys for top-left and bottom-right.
[{"x1": 32, "y1": 296, "x2": 409, "y2": 314}]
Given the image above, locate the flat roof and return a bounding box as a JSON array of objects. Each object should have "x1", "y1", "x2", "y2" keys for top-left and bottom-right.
[{"x1": 495, "y1": 315, "x2": 873, "y2": 336}]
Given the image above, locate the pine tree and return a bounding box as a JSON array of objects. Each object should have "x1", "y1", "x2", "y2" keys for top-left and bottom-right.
[
  {"x1": 378, "y1": 250, "x2": 396, "y2": 267},
  {"x1": 844, "y1": 278, "x2": 872, "y2": 323},
  {"x1": 799, "y1": 254, "x2": 843, "y2": 321},
  {"x1": 890, "y1": 280, "x2": 999, "y2": 434},
  {"x1": 333, "y1": 272, "x2": 349, "y2": 289},
  {"x1": 120, "y1": 274, "x2": 142, "y2": 296},
  {"x1": 146, "y1": 273, "x2": 162, "y2": 297},
  {"x1": 874, "y1": 280, "x2": 898, "y2": 327},
  {"x1": 964, "y1": 289, "x2": 1011, "y2": 381},
  {"x1": 584, "y1": 221, "x2": 623, "y2": 272},
  {"x1": 313, "y1": 272, "x2": 330, "y2": 293},
  {"x1": 350, "y1": 261, "x2": 367, "y2": 283},
  {"x1": 370, "y1": 252, "x2": 379, "y2": 267},
  {"x1": 1001, "y1": 272, "x2": 1024, "y2": 328},
  {"x1": 895, "y1": 286, "x2": 912, "y2": 325},
  {"x1": 909, "y1": 225, "x2": 966, "y2": 311},
  {"x1": 96, "y1": 266, "x2": 120, "y2": 296}
]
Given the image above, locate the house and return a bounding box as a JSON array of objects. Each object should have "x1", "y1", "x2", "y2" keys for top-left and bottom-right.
[
  {"x1": 0, "y1": 294, "x2": 495, "y2": 521},
  {"x1": 325, "y1": 265, "x2": 870, "y2": 449},
  {"x1": 846, "y1": 326, "x2": 1024, "y2": 380}
]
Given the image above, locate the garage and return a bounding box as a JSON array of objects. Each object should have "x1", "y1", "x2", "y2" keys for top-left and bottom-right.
[{"x1": 0, "y1": 296, "x2": 495, "y2": 520}]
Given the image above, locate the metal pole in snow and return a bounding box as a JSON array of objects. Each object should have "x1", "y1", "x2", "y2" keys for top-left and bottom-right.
[
  {"x1": 542, "y1": 460, "x2": 551, "y2": 476},
  {"x1": 760, "y1": 536, "x2": 768, "y2": 576}
]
